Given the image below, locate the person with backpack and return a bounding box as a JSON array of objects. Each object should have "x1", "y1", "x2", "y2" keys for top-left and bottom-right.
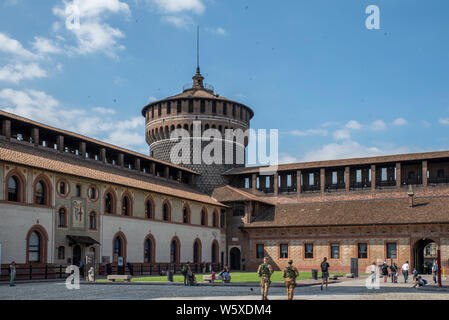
[
  {"x1": 381, "y1": 262, "x2": 389, "y2": 283},
  {"x1": 283, "y1": 260, "x2": 299, "y2": 300},
  {"x1": 181, "y1": 263, "x2": 189, "y2": 286},
  {"x1": 432, "y1": 261, "x2": 438, "y2": 284},
  {"x1": 320, "y1": 257, "x2": 330, "y2": 291},
  {"x1": 257, "y1": 257, "x2": 273, "y2": 300}
]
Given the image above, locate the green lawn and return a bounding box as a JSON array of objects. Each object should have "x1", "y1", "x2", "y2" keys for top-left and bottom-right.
[{"x1": 97, "y1": 271, "x2": 346, "y2": 283}]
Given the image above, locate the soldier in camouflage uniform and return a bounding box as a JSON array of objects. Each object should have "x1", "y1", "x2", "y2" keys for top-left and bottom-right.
[
  {"x1": 283, "y1": 260, "x2": 299, "y2": 300},
  {"x1": 257, "y1": 257, "x2": 274, "y2": 300}
]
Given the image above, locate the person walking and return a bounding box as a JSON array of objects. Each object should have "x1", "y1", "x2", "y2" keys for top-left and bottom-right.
[
  {"x1": 181, "y1": 263, "x2": 189, "y2": 286},
  {"x1": 320, "y1": 257, "x2": 330, "y2": 291},
  {"x1": 9, "y1": 261, "x2": 16, "y2": 287},
  {"x1": 370, "y1": 261, "x2": 377, "y2": 284},
  {"x1": 392, "y1": 263, "x2": 399, "y2": 283},
  {"x1": 401, "y1": 261, "x2": 410, "y2": 283},
  {"x1": 381, "y1": 262, "x2": 389, "y2": 283},
  {"x1": 432, "y1": 261, "x2": 438, "y2": 284},
  {"x1": 257, "y1": 257, "x2": 273, "y2": 300},
  {"x1": 283, "y1": 260, "x2": 299, "y2": 300}
]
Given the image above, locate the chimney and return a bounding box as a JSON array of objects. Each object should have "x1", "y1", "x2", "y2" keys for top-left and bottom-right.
[{"x1": 407, "y1": 185, "x2": 414, "y2": 208}]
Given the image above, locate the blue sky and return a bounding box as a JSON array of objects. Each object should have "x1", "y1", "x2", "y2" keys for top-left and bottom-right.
[{"x1": 0, "y1": 0, "x2": 448, "y2": 163}]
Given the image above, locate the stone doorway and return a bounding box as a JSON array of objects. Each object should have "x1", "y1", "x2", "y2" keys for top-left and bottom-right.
[
  {"x1": 413, "y1": 238, "x2": 437, "y2": 274},
  {"x1": 230, "y1": 247, "x2": 241, "y2": 270}
]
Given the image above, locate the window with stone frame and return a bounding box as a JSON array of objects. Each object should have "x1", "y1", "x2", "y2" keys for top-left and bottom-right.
[
  {"x1": 89, "y1": 212, "x2": 97, "y2": 230},
  {"x1": 58, "y1": 208, "x2": 67, "y2": 228},
  {"x1": 386, "y1": 242, "x2": 397, "y2": 259},
  {"x1": 330, "y1": 243, "x2": 340, "y2": 259},
  {"x1": 256, "y1": 244, "x2": 264, "y2": 259},
  {"x1": 167, "y1": 101, "x2": 171, "y2": 114},
  {"x1": 305, "y1": 243, "x2": 314, "y2": 259},
  {"x1": 358, "y1": 243, "x2": 368, "y2": 259},
  {"x1": 58, "y1": 246, "x2": 65, "y2": 260},
  {"x1": 177, "y1": 100, "x2": 182, "y2": 113},
  {"x1": 8, "y1": 176, "x2": 19, "y2": 202},
  {"x1": 76, "y1": 184, "x2": 81, "y2": 197},
  {"x1": 280, "y1": 244, "x2": 289, "y2": 259}
]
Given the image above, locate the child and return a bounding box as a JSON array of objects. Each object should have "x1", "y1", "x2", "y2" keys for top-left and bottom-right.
[
  {"x1": 211, "y1": 271, "x2": 216, "y2": 283},
  {"x1": 412, "y1": 268, "x2": 418, "y2": 281}
]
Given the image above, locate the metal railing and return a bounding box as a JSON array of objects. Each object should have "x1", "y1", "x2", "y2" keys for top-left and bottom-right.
[
  {"x1": 279, "y1": 186, "x2": 297, "y2": 194},
  {"x1": 350, "y1": 182, "x2": 371, "y2": 190},
  {"x1": 428, "y1": 177, "x2": 449, "y2": 184},
  {"x1": 183, "y1": 83, "x2": 214, "y2": 92},
  {"x1": 376, "y1": 180, "x2": 397, "y2": 187},
  {"x1": 0, "y1": 263, "x2": 223, "y2": 281},
  {"x1": 301, "y1": 185, "x2": 321, "y2": 193},
  {"x1": 0, "y1": 264, "x2": 68, "y2": 281}
]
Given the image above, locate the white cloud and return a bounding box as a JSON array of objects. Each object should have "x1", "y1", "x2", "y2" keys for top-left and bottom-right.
[
  {"x1": 206, "y1": 27, "x2": 226, "y2": 36},
  {"x1": 301, "y1": 141, "x2": 405, "y2": 162},
  {"x1": 439, "y1": 118, "x2": 449, "y2": 125},
  {"x1": 151, "y1": 0, "x2": 205, "y2": 14},
  {"x1": 142, "y1": 0, "x2": 205, "y2": 28},
  {"x1": 0, "y1": 32, "x2": 37, "y2": 60},
  {"x1": 290, "y1": 129, "x2": 327, "y2": 137},
  {"x1": 32, "y1": 36, "x2": 63, "y2": 55},
  {"x1": 0, "y1": 63, "x2": 47, "y2": 83},
  {"x1": 345, "y1": 120, "x2": 362, "y2": 130},
  {"x1": 92, "y1": 106, "x2": 116, "y2": 115},
  {"x1": 162, "y1": 15, "x2": 193, "y2": 28},
  {"x1": 52, "y1": 0, "x2": 130, "y2": 57},
  {"x1": 370, "y1": 120, "x2": 387, "y2": 131},
  {"x1": 0, "y1": 88, "x2": 146, "y2": 150},
  {"x1": 392, "y1": 118, "x2": 407, "y2": 126},
  {"x1": 278, "y1": 153, "x2": 298, "y2": 164},
  {"x1": 333, "y1": 129, "x2": 351, "y2": 140}
]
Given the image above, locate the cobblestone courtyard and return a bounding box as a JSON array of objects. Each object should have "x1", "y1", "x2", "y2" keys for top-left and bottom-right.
[{"x1": 0, "y1": 277, "x2": 448, "y2": 300}]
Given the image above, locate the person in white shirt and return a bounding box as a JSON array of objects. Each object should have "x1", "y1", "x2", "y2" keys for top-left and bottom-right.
[{"x1": 401, "y1": 261, "x2": 410, "y2": 283}]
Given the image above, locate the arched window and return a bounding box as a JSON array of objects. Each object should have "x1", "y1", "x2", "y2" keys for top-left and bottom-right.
[
  {"x1": 89, "y1": 212, "x2": 97, "y2": 230},
  {"x1": 104, "y1": 192, "x2": 114, "y2": 214},
  {"x1": 193, "y1": 239, "x2": 202, "y2": 264},
  {"x1": 201, "y1": 208, "x2": 208, "y2": 226},
  {"x1": 29, "y1": 232, "x2": 41, "y2": 262},
  {"x1": 212, "y1": 210, "x2": 219, "y2": 227},
  {"x1": 112, "y1": 232, "x2": 127, "y2": 263},
  {"x1": 114, "y1": 237, "x2": 122, "y2": 257},
  {"x1": 145, "y1": 198, "x2": 154, "y2": 219},
  {"x1": 88, "y1": 186, "x2": 97, "y2": 201},
  {"x1": 144, "y1": 236, "x2": 155, "y2": 263},
  {"x1": 211, "y1": 241, "x2": 219, "y2": 264},
  {"x1": 59, "y1": 181, "x2": 66, "y2": 195},
  {"x1": 183, "y1": 205, "x2": 190, "y2": 224},
  {"x1": 58, "y1": 246, "x2": 65, "y2": 260},
  {"x1": 170, "y1": 237, "x2": 180, "y2": 264},
  {"x1": 58, "y1": 207, "x2": 67, "y2": 228},
  {"x1": 122, "y1": 195, "x2": 131, "y2": 216},
  {"x1": 35, "y1": 181, "x2": 46, "y2": 205},
  {"x1": 163, "y1": 201, "x2": 171, "y2": 221},
  {"x1": 8, "y1": 176, "x2": 18, "y2": 202}
]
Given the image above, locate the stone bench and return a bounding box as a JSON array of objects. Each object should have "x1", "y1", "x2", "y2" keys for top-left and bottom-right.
[
  {"x1": 107, "y1": 275, "x2": 132, "y2": 282},
  {"x1": 203, "y1": 275, "x2": 213, "y2": 283}
]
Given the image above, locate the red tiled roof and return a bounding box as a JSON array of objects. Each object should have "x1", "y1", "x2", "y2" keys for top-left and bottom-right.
[
  {"x1": 0, "y1": 110, "x2": 198, "y2": 175},
  {"x1": 212, "y1": 185, "x2": 275, "y2": 206},
  {"x1": 0, "y1": 139, "x2": 225, "y2": 207},
  {"x1": 244, "y1": 196, "x2": 449, "y2": 228}
]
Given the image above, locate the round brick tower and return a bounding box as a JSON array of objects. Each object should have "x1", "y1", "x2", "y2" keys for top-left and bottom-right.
[{"x1": 141, "y1": 67, "x2": 254, "y2": 194}]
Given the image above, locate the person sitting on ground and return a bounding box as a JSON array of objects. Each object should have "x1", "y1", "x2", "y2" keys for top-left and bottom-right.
[
  {"x1": 219, "y1": 268, "x2": 231, "y2": 283},
  {"x1": 412, "y1": 275, "x2": 427, "y2": 288}
]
